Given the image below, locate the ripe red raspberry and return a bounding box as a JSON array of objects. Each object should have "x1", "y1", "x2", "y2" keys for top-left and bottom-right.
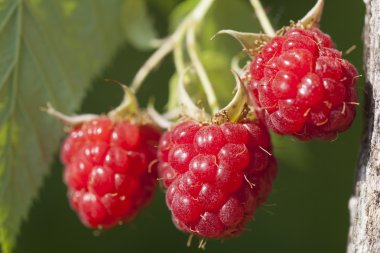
[
  {"x1": 61, "y1": 117, "x2": 161, "y2": 228},
  {"x1": 248, "y1": 27, "x2": 358, "y2": 140},
  {"x1": 158, "y1": 120, "x2": 277, "y2": 239}
]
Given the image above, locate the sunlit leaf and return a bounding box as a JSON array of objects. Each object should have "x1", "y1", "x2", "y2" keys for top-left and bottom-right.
[{"x1": 0, "y1": 0, "x2": 126, "y2": 252}]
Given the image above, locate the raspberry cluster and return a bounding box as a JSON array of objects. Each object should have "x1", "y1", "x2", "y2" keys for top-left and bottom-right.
[
  {"x1": 158, "y1": 120, "x2": 277, "y2": 238},
  {"x1": 248, "y1": 27, "x2": 358, "y2": 140},
  {"x1": 55, "y1": 5, "x2": 359, "y2": 243},
  {"x1": 61, "y1": 117, "x2": 161, "y2": 228}
]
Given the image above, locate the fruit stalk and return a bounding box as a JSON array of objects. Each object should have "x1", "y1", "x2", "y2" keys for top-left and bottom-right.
[
  {"x1": 347, "y1": 0, "x2": 380, "y2": 252},
  {"x1": 186, "y1": 24, "x2": 219, "y2": 113},
  {"x1": 249, "y1": 0, "x2": 276, "y2": 36},
  {"x1": 130, "y1": 0, "x2": 215, "y2": 93}
]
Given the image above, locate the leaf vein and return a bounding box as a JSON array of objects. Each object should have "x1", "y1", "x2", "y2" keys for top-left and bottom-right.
[
  {"x1": 0, "y1": 0, "x2": 18, "y2": 35},
  {"x1": 24, "y1": 1, "x2": 76, "y2": 100}
]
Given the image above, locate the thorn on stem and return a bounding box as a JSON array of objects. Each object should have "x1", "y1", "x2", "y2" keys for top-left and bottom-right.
[{"x1": 104, "y1": 78, "x2": 127, "y2": 89}]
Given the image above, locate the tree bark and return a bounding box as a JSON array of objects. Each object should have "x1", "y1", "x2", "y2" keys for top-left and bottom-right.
[{"x1": 347, "y1": 1, "x2": 380, "y2": 252}]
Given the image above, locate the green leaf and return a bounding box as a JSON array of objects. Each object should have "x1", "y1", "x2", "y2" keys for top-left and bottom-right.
[
  {"x1": 0, "y1": 0, "x2": 126, "y2": 252},
  {"x1": 168, "y1": 0, "x2": 197, "y2": 31},
  {"x1": 122, "y1": 0, "x2": 157, "y2": 50}
]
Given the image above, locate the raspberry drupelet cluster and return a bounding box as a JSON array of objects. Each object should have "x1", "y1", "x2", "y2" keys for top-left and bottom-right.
[
  {"x1": 248, "y1": 27, "x2": 358, "y2": 140},
  {"x1": 50, "y1": 0, "x2": 359, "y2": 245},
  {"x1": 158, "y1": 120, "x2": 277, "y2": 239},
  {"x1": 61, "y1": 117, "x2": 161, "y2": 228}
]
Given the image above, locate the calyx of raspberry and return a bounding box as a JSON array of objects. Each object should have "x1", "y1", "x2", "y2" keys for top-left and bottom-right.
[
  {"x1": 107, "y1": 83, "x2": 139, "y2": 122},
  {"x1": 178, "y1": 70, "x2": 249, "y2": 125},
  {"x1": 46, "y1": 82, "x2": 147, "y2": 127},
  {"x1": 217, "y1": 0, "x2": 324, "y2": 57},
  {"x1": 299, "y1": 0, "x2": 324, "y2": 29}
]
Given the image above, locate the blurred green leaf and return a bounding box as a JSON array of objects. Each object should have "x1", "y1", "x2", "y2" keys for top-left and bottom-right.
[
  {"x1": 168, "y1": 0, "x2": 197, "y2": 31},
  {"x1": 166, "y1": 0, "x2": 261, "y2": 110},
  {"x1": 122, "y1": 0, "x2": 157, "y2": 50},
  {"x1": 0, "y1": 0, "x2": 126, "y2": 252}
]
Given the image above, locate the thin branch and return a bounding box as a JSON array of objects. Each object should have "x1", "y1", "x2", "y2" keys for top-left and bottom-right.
[
  {"x1": 249, "y1": 0, "x2": 276, "y2": 36},
  {"x1": 186, "y1": 25, "x2": 219, "y2": 112},
  {"x1": 130, "y1": 0, "x2": 215, "y2": 93}
]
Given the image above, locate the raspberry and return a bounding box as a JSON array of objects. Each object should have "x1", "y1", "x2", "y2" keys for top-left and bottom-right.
[
  {"x1": 248, "y1": 27, "x2": 358, "y2": 140},
  {"x1": 61, "y1": 117, "x2": 161, "y2": 228},
  {"x1": 158, "y1": 120, "x2": 277, "y2": 239}
]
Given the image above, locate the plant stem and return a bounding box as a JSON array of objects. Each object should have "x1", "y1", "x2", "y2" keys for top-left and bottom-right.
[
  {"x1": 130, "y1": 38, "x2": 174, "y2": 93},
  {"x1": 249, "y1": 0, "x2": 276, "y2": 36},
  {"x1": 43, "y1": 103, "x2": 97, "y2": 126},
  {"x1": 186, "y1": 25, "x2": 219, "y2": 113},
  {"x1": 130, "y1": 0, "x2": 215, "y2": 93},
  {"x1": 174, "y1": 41, "x2": 185, "y2": 74}
]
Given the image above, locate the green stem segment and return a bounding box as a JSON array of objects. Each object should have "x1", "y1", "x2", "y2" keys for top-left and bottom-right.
[
  {"x1": 130, "y1": 0, "x2": 216, "y2": 93},
  {"x1": 186, "y1": 25, "x2": 219, "y2": 113},
  {"x1": 173, "y1": 42, "x2": 185, "y2": 74},
  {"x1": 249, "y1": 0, "x2": 276, "y2": 36}
]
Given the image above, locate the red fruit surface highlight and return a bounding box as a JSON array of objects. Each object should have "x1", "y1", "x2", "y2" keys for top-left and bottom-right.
[
  {"x1": 158, "y1": 120, "x2": 277, "y2": 239},
  {"x1": 248, "y1": 27, "x2": 358, "y2": 140},
  {"x1": 61, "y1": 117, "x2": 160, "y2": 228}
]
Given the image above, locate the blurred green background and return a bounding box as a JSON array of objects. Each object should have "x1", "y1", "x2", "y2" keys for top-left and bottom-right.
[{"x1": 14, "y1": 0, "x2": 364, "y2": 252}]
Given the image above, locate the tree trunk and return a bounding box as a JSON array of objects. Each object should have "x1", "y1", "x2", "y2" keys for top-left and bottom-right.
[{"x1": 347, "y1": 1, "x2": 380, "y2": 252}]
